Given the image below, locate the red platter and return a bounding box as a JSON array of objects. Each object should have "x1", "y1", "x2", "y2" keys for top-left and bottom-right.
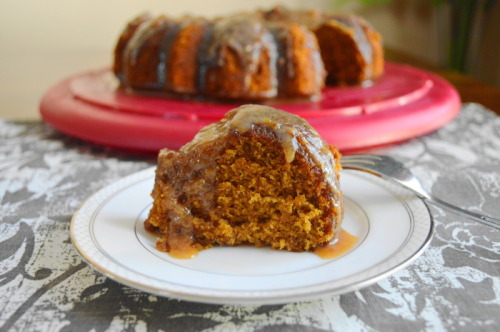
[{"x1": 40, "y1": 62, "x2": 460, "y2": 154}]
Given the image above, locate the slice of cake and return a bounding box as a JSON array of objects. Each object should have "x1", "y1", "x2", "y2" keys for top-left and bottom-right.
[{"x1": 145, "y1": 105, "x2": 344, "y2": 257}]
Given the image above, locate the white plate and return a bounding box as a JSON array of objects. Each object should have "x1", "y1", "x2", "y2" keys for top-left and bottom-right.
[{"x1": 71, "y1": 167, "x2": 433, "y2": 305}]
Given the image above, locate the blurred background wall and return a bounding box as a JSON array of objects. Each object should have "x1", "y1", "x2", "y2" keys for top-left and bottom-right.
[
  {"x1": 356, "y1": 0, "x2": 500, "y2": 87},
  {"x1": 0, "y1": 0, "x2": 498, "y2": 119}
]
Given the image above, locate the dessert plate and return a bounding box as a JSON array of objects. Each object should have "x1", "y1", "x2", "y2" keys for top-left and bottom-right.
[
  {"x1": 71, "y1": 167, "x2": 433, "y2": 305},
  {"x1": 41, "y1": 63, "x2": 460, "y2": 153}
]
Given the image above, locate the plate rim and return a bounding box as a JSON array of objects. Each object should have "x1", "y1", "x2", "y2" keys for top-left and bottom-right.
[{"x1": 70, "y1": 167, "x2": 434, "y2": 305}]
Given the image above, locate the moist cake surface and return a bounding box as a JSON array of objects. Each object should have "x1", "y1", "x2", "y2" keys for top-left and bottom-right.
[{"x1": 145, "y1": 105, "x2": 344, "y2": 257}]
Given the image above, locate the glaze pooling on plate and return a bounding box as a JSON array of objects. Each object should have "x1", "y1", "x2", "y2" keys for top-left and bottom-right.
[
  {"x1": 71, "y1": 167, "x2": 433, "y2": 305},
  {"x1": 135, "y1": 197, "x2": 368, "y2": 275}
]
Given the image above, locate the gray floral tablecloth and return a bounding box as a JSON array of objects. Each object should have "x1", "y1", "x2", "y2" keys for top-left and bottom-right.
[{"x1": 1, "y1": 103, "x2": 499, "y2": 332}]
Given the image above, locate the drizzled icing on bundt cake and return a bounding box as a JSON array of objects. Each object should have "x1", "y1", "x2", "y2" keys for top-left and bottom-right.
[
  {"x1": 203, "y1": 15, "x2": 279, "y2": 98},
  {"x1": 145, "y1": 105, "x2": 344, "y2": 258},
  {"x1": 114, "y1": 6, "x2": 383, "y2": 102},
  {"x1": 261, "y1": 6, "x2": 383, "y2": 85}
]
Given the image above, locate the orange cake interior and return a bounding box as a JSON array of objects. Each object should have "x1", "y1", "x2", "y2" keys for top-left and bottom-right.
[{"x1": 145, "y1": 105, "x2": 344, "y2": 257}]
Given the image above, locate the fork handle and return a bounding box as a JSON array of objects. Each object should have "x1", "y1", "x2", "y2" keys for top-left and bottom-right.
[{"x1": 426, "y1": 198, "x2": 500, "y2": 230}]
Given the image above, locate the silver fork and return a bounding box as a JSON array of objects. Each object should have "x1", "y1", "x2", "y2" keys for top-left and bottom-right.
[{"x1": 341, "y1": 154, "x2": 500, "y2": 230}]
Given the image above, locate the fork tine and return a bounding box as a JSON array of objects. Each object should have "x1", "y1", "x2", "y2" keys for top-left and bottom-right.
[
  {"x1": 340, "y1": 154, "x2": 500, "y2": 230},
  {"x1": 342, "y1": 160, "x2": 376, "y2": 167},
  {"x1": 342, "y1": 154, "x2": 383, "y2": 161},
  {"x1": 341, "y1": 155, "x2": 380, "y2": 167}
]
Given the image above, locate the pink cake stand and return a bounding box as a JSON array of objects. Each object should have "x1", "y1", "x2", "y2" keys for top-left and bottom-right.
[{"x1": 40, "y1": 62, "x2": 460, "y2": 154}]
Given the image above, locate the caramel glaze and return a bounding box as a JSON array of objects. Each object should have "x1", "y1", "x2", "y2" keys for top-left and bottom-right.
[
  {"x1": 148, "y1": 227, "x2": 357, "y2": 260},
  {"x1": 114, "y1": 6, "x2": 382, "y2": 101},
  {"x1": 116, "y1": 12, "x2": 325, "y2": 100},
  {"x1": 262, "y1": 7, "x2": 374, "y2": 71},
  {"x1": 145, "y1": 105, "x2": 344, "y2": 258},
  {"x1": 261, "y1": 7, "x2": 381, "y2": 84},
  {"x1": 146, "y1": 223, "x2": 356, "y2": 260},
  {"x1": 313, "y1": 229, "x2": 358, "y2": 259}
]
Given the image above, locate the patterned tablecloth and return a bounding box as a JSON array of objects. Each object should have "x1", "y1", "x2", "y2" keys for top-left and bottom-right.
[{"x1": 1, "y1": 103, "x2": 499, "y2": 331}]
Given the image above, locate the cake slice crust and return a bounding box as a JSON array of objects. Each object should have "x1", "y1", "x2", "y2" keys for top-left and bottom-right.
[{"x1": 145, "y1": 105, "x2": 343, "y2": 256}]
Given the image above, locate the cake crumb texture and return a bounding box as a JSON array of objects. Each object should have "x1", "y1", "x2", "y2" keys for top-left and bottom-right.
[{"x1": 145, "y1": 105, "x2": 344, "y2": 254}]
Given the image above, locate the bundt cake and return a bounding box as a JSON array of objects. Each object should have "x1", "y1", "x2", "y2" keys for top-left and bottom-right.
[
  {"x1": 144, "y1": 104, "x2": 344, "y2": 258},
  {"x1": 261, "y1": 6, "x2": 384, "y2": 86},
  {"x1": 113, "y1": 6, "x2": 383, "y2": 102}
]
